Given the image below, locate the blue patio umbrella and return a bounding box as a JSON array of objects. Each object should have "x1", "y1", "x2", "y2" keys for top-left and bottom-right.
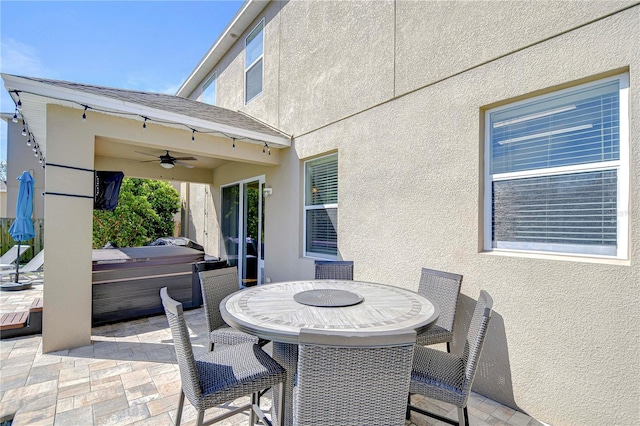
[{"x1": 8, "y1": 171, "x2": 35, "y2": 283}]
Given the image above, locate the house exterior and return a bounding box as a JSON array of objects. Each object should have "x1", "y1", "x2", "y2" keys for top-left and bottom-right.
[{"x1": 2, "y1": 1, "x2": 638, "y2": 425}]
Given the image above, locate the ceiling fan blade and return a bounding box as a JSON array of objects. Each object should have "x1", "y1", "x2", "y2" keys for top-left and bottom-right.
[
  {"x1": 139, "y1": 159, "x2": 159, "y2": 163},
  {"x1": 135, "y1": 151, "x2": 160, "y2": 158},
  {"x1": 175, "y1": 161, "x2": 195, "y2": 169},
  {"x1": 173, "y1": 156, "x2": 197, "y2": 161}
]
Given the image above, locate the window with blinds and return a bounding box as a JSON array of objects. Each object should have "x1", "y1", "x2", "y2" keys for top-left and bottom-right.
[
  {"x1": 485, "y1": 74, "x2": 628, "y2": 258},
  {"x1": 245, "y1": 19, "x2": 264, "y2": 104},
  {"x1": 305, "y1": 154, "x2": 338, "y2": 258}
]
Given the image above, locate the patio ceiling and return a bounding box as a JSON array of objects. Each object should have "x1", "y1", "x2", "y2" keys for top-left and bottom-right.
[{"x1": 2, "y1": 73, "x2": 290, "y2": 161}]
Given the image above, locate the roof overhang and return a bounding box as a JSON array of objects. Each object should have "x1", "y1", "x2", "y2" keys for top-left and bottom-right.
[
  {"x1": 176, "y1": 0, "x2": 270, "y2": 98},
  {"x1": 2, "y1": 73, "x2": 290, "y2": 157}
]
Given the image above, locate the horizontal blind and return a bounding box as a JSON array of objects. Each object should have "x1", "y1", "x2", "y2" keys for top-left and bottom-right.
[
  {"x1": 492, "y1": 170, "x2": 617, "y2": 255},
  {"x1": 306, "y1": 156, "x2": 338, "y2": 206},
  {"x1": 491, "y1": 80, "x2": 619, "y2": 174},
  {"x1": 245, "y1": 59, "x2": 263, "y2": 103},
  {"x1": 306, "y1": 208, "x2": 338, "y2": 256}
]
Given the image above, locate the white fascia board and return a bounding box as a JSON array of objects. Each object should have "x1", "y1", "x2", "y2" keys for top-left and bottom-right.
[{"x1": 3, "y1": 74, "x2": 290, "y2": 148}]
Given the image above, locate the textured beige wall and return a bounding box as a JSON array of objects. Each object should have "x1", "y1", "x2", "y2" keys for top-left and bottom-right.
[
  {"x1": 206, "y1": 2, "x2": 639, "y2": 424},
  {"x1": 43, "y1": 106, "x2": 95, "y2": 352},
  {"x1": 394, "y1": 0, "x2": 636, "y2": 96},
  {"x1": 210, "y1": 1, "x2": 283, "y2": 130},
  {"x1": 5, "y1": 119, "x2": 45, "y2": 219}
]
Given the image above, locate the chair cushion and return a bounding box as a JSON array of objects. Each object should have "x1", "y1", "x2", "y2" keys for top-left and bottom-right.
[
  {"x1": 410, "y1": 345, "x2": 467, "y2": 407},
  {"x1": 195, "y1": 342, "x2": 285, "y2": 407}
]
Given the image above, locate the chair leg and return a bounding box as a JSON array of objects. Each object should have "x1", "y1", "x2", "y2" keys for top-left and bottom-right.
[
  {"x1": 249, "y1": 392, "x2": 257, "y2": 425},
  {"x1": 276, "y1": 382, "x2": 285, "y2": 426},
  {"x1": 175, "y1": 389, "x2": 185, "y2": 425},
  {"x1": 209, "y1": 342, "x2": 214, "y2": 352},
  {"x1": 457, "y1": 406, "x2": 469, "y2": 426},
  {"x1": 406, "y1": 394, "x2": 411, "y2": 420},
  {"x1": 196, "y1": 410, "x2": 205, "y2": 426},
  {"x1": 447, "y1": 341, "x2": 451, "y2": 353}
]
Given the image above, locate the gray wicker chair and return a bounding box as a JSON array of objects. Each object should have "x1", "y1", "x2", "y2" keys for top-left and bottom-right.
[
  {"x1": 314, "y1": 260, "x2": 354, "y2": 280},
  {"x1": 407, "y1": 290, "x2": 493, "y2": 426},
  {"x1": 160, "y1": 287, "x2": 286, "y2": 426},
  {"x1": 416, "y1": 268, "x2": 463, "y2": 352},
  {"x1": 294, "y1": 328, "x2": 416, "y2": 425},
  {"x1": 200, "y1": 267, "x2": 267, "y2": 351}
]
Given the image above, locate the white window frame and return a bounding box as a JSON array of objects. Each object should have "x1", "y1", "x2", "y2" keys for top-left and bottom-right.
[
  {"x1": 483, "y1": 73, "x2": 629, "y2": 259},
  {"x1": 244, "y1": 18, "x2": 264, "y2": 105},
  {"x1": 201, "y1": 72, "x2": 217, "y2": 106},
  {"x1": 303, "y1": 153, "x2": 338, "y2": 259}
]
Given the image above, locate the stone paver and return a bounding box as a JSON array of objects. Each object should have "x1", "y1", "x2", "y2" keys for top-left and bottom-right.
[{"x1": 0, "y1": 282, "x2": 541, "y2": 425}]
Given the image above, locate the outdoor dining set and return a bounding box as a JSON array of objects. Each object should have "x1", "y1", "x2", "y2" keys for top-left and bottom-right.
[{"x1": 160, "y1": 260, "x2": 493, "y2": 426}]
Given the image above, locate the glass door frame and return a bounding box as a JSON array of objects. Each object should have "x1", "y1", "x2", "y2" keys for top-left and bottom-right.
[{"x1": 220, "y1": 175, "x2": 265, "y2": 287}]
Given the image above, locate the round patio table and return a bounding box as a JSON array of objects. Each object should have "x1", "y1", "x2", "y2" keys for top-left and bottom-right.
[{"x1": 220, "y1": 279, "x2": 440, "y2": 425}]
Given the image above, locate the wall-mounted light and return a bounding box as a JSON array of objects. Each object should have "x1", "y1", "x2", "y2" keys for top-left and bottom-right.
[{"x1": 263, "y1": 187, "x2": 273, "y2": 197}]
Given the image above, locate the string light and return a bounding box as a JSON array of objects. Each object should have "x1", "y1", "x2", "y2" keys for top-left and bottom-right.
[{"x1": 10, "y1": 89, "x2": 283, "y2": 163}]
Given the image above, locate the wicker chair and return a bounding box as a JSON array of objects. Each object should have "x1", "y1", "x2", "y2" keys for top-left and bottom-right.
[
  {"x1": 314, "y1": 260, "x2": 354, "y2": 280},
  {"x1": 294, "y1": 328, "x2": 416, "y2": 425},
  {"x1": 200, "y1": 267, "x2": 267, "y2": 351},
  {"x1": 407, "y1": 290, "x2": 493, "y2": 426},
  {"x1": 160, "y1": 287, "x2": 285, "y2": 426},
  {"x1": 416, "y1": 268, "x2": 463, "y2": 352}
]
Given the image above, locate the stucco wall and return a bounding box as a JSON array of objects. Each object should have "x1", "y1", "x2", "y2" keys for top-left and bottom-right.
[{"x1": 205, "y1": 2, "x2": 639, "y2": 425}]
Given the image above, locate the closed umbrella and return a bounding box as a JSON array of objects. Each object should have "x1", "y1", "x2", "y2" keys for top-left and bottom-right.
[{"x1": 8, "y1": 171, "x2": 35, "y2": 284}]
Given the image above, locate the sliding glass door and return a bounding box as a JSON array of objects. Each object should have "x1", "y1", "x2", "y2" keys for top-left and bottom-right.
[{"x1": 221, "y1": 176, "x2": 265, "y2": 287}]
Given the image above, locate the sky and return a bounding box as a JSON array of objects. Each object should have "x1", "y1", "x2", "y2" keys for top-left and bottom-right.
[{"x1": 0, "y1": 0, "x2": 244, "y2": 163}]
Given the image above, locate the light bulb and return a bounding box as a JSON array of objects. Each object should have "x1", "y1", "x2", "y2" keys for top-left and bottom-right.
[
  {"x1": 16, "y1": 99, "x2": 22, "y2": 110},
  {"x1": 12, "y1": 112, "x2": 18, "y2": 123},
  {"x1": 27, "y1": 138, "x2": 32, "y2": 146},
  {"x1": 22, "y1": 127, "x2": 27, "y2": 136}
]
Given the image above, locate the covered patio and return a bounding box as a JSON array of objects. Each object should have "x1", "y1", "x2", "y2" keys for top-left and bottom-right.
[{"x1": 2, "y1": 74, "x2": 290, "y2": 353}]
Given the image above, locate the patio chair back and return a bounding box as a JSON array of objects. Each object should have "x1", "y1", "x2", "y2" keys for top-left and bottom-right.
[
  {"x1": 314, "y1": 260, "x2": 354, "y2": 280},
  {"x1": 295, "y1": 328, "x2": 416, "y2": 425},
  {"x1": 408, "y1": 290, "x2": 493, "y2": 426},
  {"x1": 0, "y1": 245, "x2": 30, "y2": 265},
  {"x1": 160, "y1": 287, "x2": 201, "y2": 403},
  {"x1": 199, "y1": 267, "x2": 239, "y2": 333},
  {"x1": 416, "y1": 268, "x2": 463, "y2": 350},
  {"x1": 199, "y1": 267, "x2": 261, "y2": 351}
]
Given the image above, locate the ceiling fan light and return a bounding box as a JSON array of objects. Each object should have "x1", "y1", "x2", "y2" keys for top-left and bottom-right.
[{"x1": 160, "y1": 161, "x2": 174, "y2": 169}]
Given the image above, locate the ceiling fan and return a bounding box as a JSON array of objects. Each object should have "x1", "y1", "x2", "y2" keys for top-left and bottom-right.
[{"x1": 136, "y1": 150, "x2": 197, "y2": 169}]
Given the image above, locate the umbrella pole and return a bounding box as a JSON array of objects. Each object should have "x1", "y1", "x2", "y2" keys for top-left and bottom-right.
[{"x1": 14, "y1": 241, "x2": 21, "y2": 283}]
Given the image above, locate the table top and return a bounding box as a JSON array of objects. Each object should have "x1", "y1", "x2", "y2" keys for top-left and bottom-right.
[{"x1": 220, "y1": 280, "x2": 440, "y2": 344}]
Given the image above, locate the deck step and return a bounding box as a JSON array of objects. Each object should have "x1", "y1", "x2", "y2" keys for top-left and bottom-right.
[
  {"x1": 0, "y1": 311, "x2": 29, "y2": 330},
  {"x1": 30, "y1": 297, "x2": 43, "y2": 313}
]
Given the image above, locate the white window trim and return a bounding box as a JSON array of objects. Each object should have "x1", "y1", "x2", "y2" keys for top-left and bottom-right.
[
  {"x1": 244, "y1": 18, "x2": 265, "y2": 105},
  {"x1": 201, "y1": 71, "x2": 217, "y2": 105},
  {"x1": 483, "y1": 73, "x2": 629, "y2": 260},
  {"x1": 303, "y1": 154, "x2": 338, "y2": 260}
]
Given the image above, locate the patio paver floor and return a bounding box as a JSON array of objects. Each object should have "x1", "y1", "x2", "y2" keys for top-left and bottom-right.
[{"x1": 1, "y1": 282, "x2": 543, "y2": 425}]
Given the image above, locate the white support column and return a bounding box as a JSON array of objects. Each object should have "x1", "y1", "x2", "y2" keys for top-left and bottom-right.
[{"x1": 42, "y1": 105, "x2": 95, "y2": 352}]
